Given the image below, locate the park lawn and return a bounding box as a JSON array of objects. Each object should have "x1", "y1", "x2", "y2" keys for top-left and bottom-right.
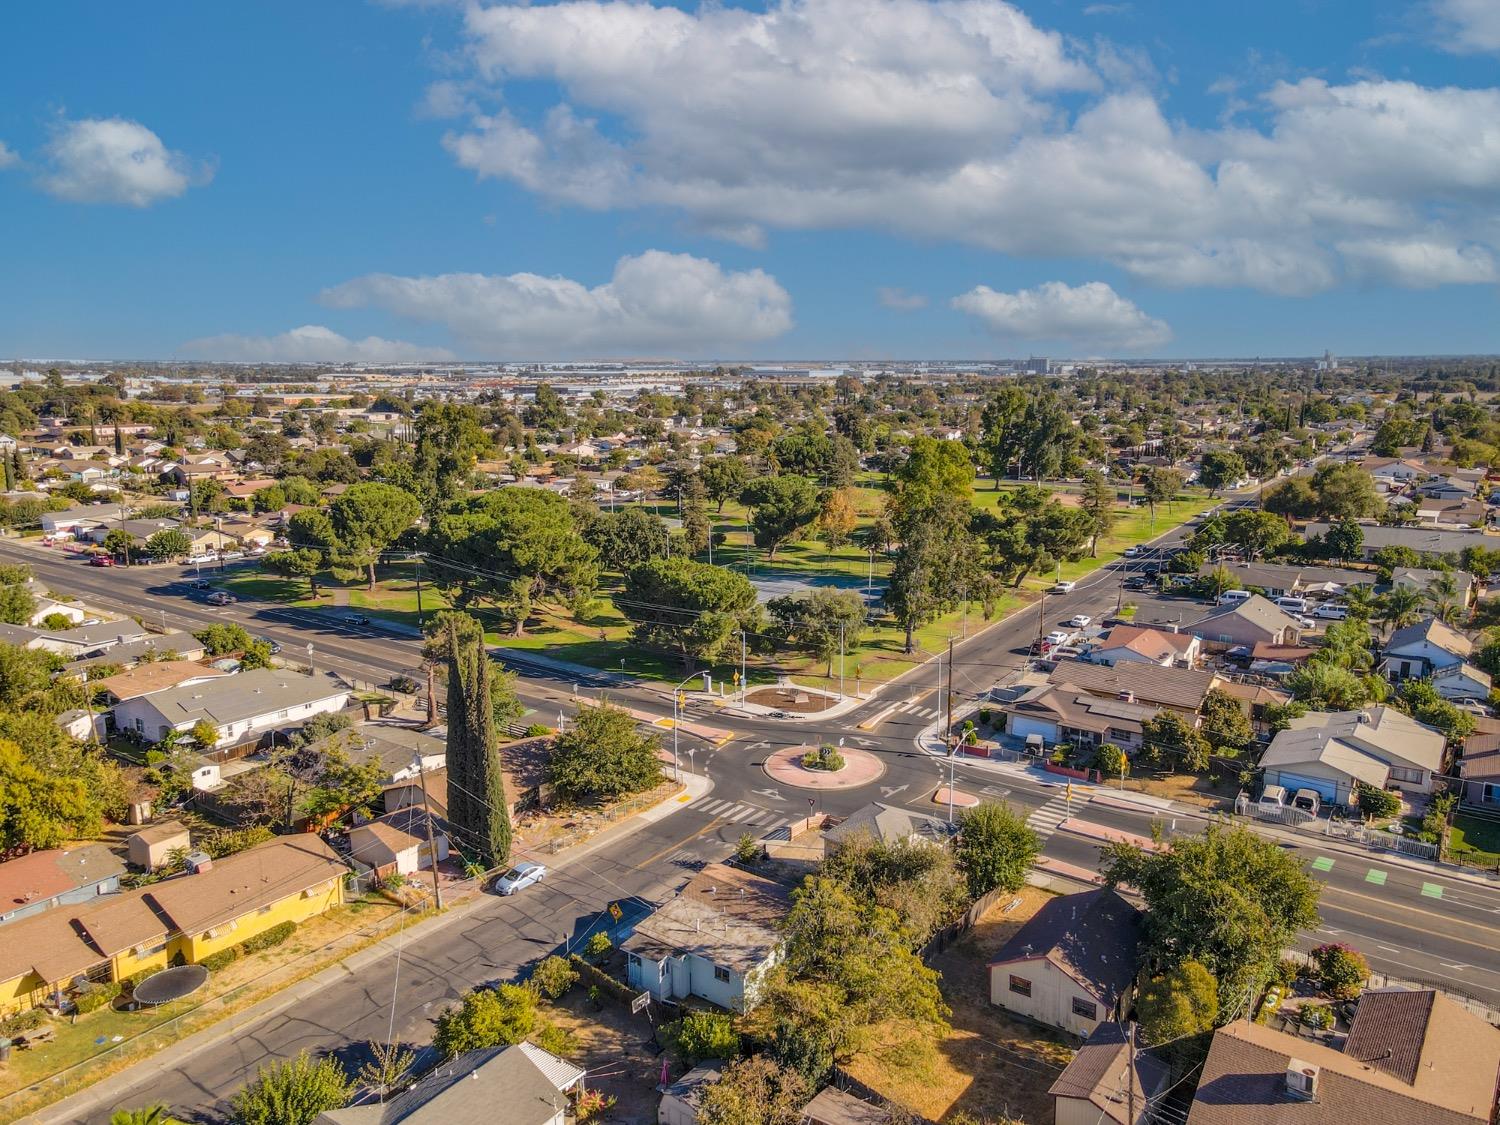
[{"x1": 218, "y1": 570, "x2": 320, "y2": 606}]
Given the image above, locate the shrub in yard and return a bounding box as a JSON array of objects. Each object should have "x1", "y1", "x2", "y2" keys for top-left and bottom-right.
[
  {"x1": 583, "y1": 931, "x2": 613, "y2": 961},
  {"x1": 1300, "y1": 1003, "x2": 1334, "y2": 1030},
  {"x1": 1311, "y1": 942, "x2": 1368, "y2": 999},
  {"x1": 73, "y1": 983, "x2": 123, "y2": 1014},
  {"x1": 242, "y1": 921, "x2": 296, "y2": 954},
  {"x1": 0, "y1": 1008, "x2": 46, "y2": 1037},
  {"x1": 200, "y1": 948, "x2": 240, "y2": 972},
  {"x1": 229, "y1": 1049, "x2": 354, "y2": 1125},
  {"x1": 822, "y1": 749, "x2": 845, "y2": 771},
  {"x1": 433, "y1": 983, "x2": 540, "y2": 1058},
  {"x1": 735, "y1": 832, "x2": 762, "y2": 866},
  {"x1": 530, "y1": 1023, "x2": 579, "y2": 1058},
  {"x1": 1095, "y1": 743, "x2": 1128, "y2": 780},
  {"x1": 801, "y1": 751, "x2": 822, "y2": 769},
  {"x1": 1356, "y1": 785, "x2": 1401, "y2": 819},
  {"x1": 977, "y1": 708, "x2": 992, "y2": 725},
  {"x1": 524, "y1": 724, "x2": 552, "y2": 738},
  {"x1": 1274, "y1": 957, "x2": 1303, "y2": 988},
  {"x1": 575, "y1": 1089, "x2": 617, "y2": 1123},
  {"x1": 531, "y1": 955, "x2": 579, "y2": 1000},
  {"x1": 674, "y1": 1011, "x2": 741, "y2": 1064}
]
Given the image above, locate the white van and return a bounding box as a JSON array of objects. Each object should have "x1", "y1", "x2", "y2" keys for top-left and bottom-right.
[
  {"x1": 1217, "y1": 589, "x2": 1252, "y2": 606},
  {"x1": 1312, "y1": 602, "x2": 1348, "y2": 620},
  {"x1": 1274, "y1": 596, "x2": 1309, "y2": 614}
]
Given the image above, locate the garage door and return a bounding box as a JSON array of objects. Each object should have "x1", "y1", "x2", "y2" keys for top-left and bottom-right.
[
  {"x1": 1274, "y1": 773, "x2": 1337, "y2": 803},
  {"x1": 1008, "y1": 716, "x2": 1059, "y2": 743}
]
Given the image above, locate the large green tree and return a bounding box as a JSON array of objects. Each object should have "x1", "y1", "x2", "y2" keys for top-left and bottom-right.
[
  {"x1": 326, "y1": 482, "x2": 421, "y2": 591},
  {"x1": 696, "y1": 1056, "x2": 811, "y2": 1125},
  {"x1": 620, "y1": 557, "x2": 758, "y2": 671},
  {"x1": 1101, "y1": 824, "x2": 1322, "y2": 1003},
  {"x1": 1078, "y1": 470, "x2": 1117, "y2": 556},
  {"x1": 547, "y1": 701, "x2": 663, "y2": 802},
  {"x1": 443, "y1": 613, "x2": 511, "y2": 867},
  {"x1": 954, "y1": 803, "x2": 1040, "y2": 900},
  {"x1": 742, "y1": 474, "x2": 821, "y2": 559},
  {"x1": 228, "y1": 1050, "x2": 353, "y2": 1125},
  {"x1": 432, "y1": 983, "x2": 539, "y2": 1058},
  {"x1": 1137, "y1": 959, "x2": 1219, "y2": 1046},
  {"x1": 766, "y1": 588, "x2": 866, "y2": 677}
]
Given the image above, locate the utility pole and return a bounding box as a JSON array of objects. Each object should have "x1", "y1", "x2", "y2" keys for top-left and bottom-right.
[
  {"x1": 414, "y1": 554, "x2": 425, "y2": 630},
  {"x1": 838, "y1": 622, "x2": 845, "y2": 700},
  {"x1": 414, "y1": 753, "x2": 443, "y2": 909},
  {"x1": 1125, "y1": 1021, "x2": 1137, "y2": 1125},
  {"x1": 740, "y1": 630, "x2": 747, "y2": 706}
]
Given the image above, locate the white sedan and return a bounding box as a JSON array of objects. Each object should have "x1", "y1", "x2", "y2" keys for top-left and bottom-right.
[
  {"x1": 1068, "y1": 614, "x2": 1093, "y2": 629},
  {"x1": 494, "y1": 861, "x2": 547, "y2": 896},
  {"x1": 1044, "y1": 630, "x2": 1074, "y2": 647}
]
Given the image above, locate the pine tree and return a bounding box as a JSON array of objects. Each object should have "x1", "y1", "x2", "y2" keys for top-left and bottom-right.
[{"x1": 444, "y1": 614, "x2": 511, "y2": 867}]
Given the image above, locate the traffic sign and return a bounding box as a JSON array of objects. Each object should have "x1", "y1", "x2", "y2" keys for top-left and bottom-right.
[{"x1": 608, "y1": 901, "x2": 623, "y2": 922}]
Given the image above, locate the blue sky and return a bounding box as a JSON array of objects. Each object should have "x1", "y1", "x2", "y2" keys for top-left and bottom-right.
[{"x1": 1, "y1": 0, "x2": 1497, "y2": 361}]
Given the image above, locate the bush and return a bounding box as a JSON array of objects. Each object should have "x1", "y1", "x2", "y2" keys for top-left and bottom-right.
[
  {"x1": 799, "y1": 746, "x2": 844, "y2": 771},
  {"x1": 978, "y1": 708, "x2": 992, "y2": 725},
  {"x1": 800, "y1": 751, "x2": 821, "y2": 769},
  {"x1": 200, "y1": 948, "x2": 240, "y2": 972},
  {"x1": 1356, "y1": 785, "x2": 1401, "y2": 819},
  {"x1": 734, "y1": 833, "x2": 761, "y2": 866},
  {"x1": 531, "y1": 1023, "x2": 579, "y2": 1058},
  {"x1": 673, "y1": 1011, "x2": 741, "y2": 1064},
  {"x1": 0, "y1": 1008, "x2": 46, "y2": 1037},
  {"x1": 524, "y1": 724, "x2": 552, "y2": 738},
  {"x1": 567, "y1": 953, "x2": 635, "y2": 1002},
  {"x1": 1311, "y1": 942, "x2": 1368, "y2": 1000},
  {"x1": 73, "y1": 982, "x2": 123, "y2": 1014},
  {"x1": 583, "y1": 931, "x2": 613, "y2": 961},
  {"x1": 531, "y1": 955, "x2": 579, "y2": 1001},
  {"x1": 242, "y1": 921, "x2": 296, "y2": 954},
  {"x1": 823, "y1": 749, "x2": 845, "y2": 771},
  {"x1": 1274, "y1": 957, "x2": 1303, "y2": 988},
  {"x1": 1300, "y1": 1003, "x2": 1334, "y2": 1030}
]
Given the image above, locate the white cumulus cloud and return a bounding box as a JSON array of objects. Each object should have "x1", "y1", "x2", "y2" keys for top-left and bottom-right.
[
  {"x1": 951, "y1": 280, "x2": 1170, "y2": 351},
  {"x1": 0, "y1": 142, "x2": 17, "y2": 170},
  {"x1": 38, "y1": 117, "x2": 210, "y2": 206},
  {"x1": 320, "y1": 250, "x2": 793, "y2": 356},
  {"x1": 1433, "y1": 0, "x2": 1500, "y2": 53},
  {"x1": 432, "y1": 0, "x2": 1500, "y2": 295},
  {"x1": 180, "y1": 325, "x2": 455, "y2": 364}
]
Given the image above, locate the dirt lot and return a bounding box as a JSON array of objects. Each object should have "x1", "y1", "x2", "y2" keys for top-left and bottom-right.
[
  {"x1": 1127, "y1": 772, "x2": 1234, "y2": 810},
  {"x1": 543, "y1": 988, "x2": 670, "y2": 1124},
  {"x1": 746, "y1": 685, "x2": 838, "y2": 713},
  {"x1": 845, "y1": 885, "x2": 1076, "y2": 1124}
]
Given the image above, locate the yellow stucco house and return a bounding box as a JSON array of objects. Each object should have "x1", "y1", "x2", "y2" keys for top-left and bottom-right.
[{"x1": 0, "y1": 836, "x2": 347, "y2": 1015}]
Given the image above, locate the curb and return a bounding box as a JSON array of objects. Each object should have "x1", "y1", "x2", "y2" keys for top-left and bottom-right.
[{"x1": 17, "y1": 775, "x2": 711, "y2": 1125}]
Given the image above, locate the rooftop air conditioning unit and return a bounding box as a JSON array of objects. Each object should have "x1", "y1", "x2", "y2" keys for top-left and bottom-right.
[{"x1": 1284, "y1": 1061, "x2": 1319, "y2": 1100}]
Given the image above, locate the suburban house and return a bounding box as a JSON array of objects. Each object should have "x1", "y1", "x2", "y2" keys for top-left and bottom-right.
[
  {"x1": 1391, "y1": 566, "x2": 1475, "y2": 607},
  {"x1": 110, "y1": 668, "x2": 351, "y2": 752},
  {"x1": 624, "y1": 862, "x2": 791, "y2": 1012},
  {"x1": 988, "y1": 888, "x2": 1141, "y2": 1038},
  {"x1": 1186, "y1": 990, "x2": 1500, "y2": 1125},
  {"x1": 64, "y1": 630, "x2": 206, "y2": 674},
  {"x1": 39, "y1": 503, "x2": 128, "y2": 536},
  {"x1": 1258, "y1": 707, "x2": 1447, "y2": 805},
  {"x1": 822, "y1": 802, "x2": 952, "y2": 852},
  {"x1": 1050, "y1": 1022, "x2": 1168, "y2": 1125},
  {"x1": 1417, "y1": 497, "x2": 1487, "y2": 528},
  {"x1": 1432, "y1": 661, "x2": 1493, "y2": 703},
  {"x1": 1458, "y1": 719, "x2": 1500, "y2": 810},
  {"x1": 0, "y1": 845, "x2": 126, "y2": 927},
  {"x1": 91, "y1": 660, "x2": 231, "y2": 706},
  {"x1": 1381, "y1": 618, "x2": 1474, "y2": 681},
  {"x1": 1087, "y1": 625, "x2": 1201, "y2": 669},
  {"x1": 1046, "y1": 659, "x2": 1219, "y2": 718},
  {"x1": 1197, "y1": 562, "x2": 1371, "y2": 599},
  {"x1": 1190, "y1": 596, "x2": 1303, "y2": 649},
  {"x1": 318, "y1": 722, "x2": 447, "y2": 785},
  {"x1": 27, "y1": 619, "x2": 153, "y2": 658},
  {"x1": 1303, "y1": 521, "x2": 1480, "y2": 561},
  {"x1": 0, "y1": 836, "x2": 347, "y2": 1015},
  {"x1": 316, "y1": 1041, "x2": 585, "y2": 1125},
  {"x1": 347, "y1": 806, "x2": 450, "y2": 878},
  {"x1": 1004, "y1": 682, "x2": 1157, "y2": 753}
]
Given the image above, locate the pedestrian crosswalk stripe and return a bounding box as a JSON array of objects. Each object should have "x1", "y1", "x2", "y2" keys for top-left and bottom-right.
[{"x1": 1024, "y1": 796, "x2": 1071, "y2": 838}]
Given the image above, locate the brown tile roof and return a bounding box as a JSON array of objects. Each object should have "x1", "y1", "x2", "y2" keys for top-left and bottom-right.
[
  {"x1": 1048, "y1": 658, "x2": 1219, "y2": 712},
  {"x1": 145, "y1": 835, "x2": 346, "y2": 936},
  {"x1": 990, "y1": 888, "x2": 1141, "y2": 1007},
  {"x1": 1097, "y1": 625, "x2": 1197, "y2": 662},
  {"x1": 1188, "y1": 1011, "x2": 1500, "y2": 1125}
]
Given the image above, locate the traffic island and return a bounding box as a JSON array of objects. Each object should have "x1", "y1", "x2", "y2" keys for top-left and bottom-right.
[{"x1": 763, "y1": 744, "x2": 885, "y2": 789}]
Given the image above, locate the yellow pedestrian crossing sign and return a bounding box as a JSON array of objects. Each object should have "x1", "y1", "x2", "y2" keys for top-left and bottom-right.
[{"x1": 608, "y1": 902, "x2": 623, "y2": 922}]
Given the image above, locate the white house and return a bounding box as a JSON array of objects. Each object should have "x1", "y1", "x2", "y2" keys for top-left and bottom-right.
[
  {"x1": 1088, "y1": 625, "x2": 1200, "y2": 669},
  {"x1": 1258, "y1": 706, "x2": 1447, "y2": 804},
  {"x1": 988, "y1": 888, "x2": 1142, "y2": 1039},
  {"x1": 347, "y1": 807, "x2": 449, "y2": 877},
  {"x1": 1381, "y1": 618, "x2": 1473, "y2": 681},
  {"x1": 1432, "y1": 662, "x2": 1492, "y2": 703},
  {"x1": 624, "y1": 862, "x2": 790, "y2": 1013},
  {"x1": 111, "y1": 668, "x2": 350, "y2": 749}
]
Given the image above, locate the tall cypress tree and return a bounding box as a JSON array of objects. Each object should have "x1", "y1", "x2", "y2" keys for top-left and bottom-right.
[{"x1": 444, "y1": 613, "x2": 512, "y2": 868}]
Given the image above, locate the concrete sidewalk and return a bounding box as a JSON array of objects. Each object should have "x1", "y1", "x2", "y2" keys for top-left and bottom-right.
[{"x1": 17, "y1": 772, "x2": 713, "y2": 1125}]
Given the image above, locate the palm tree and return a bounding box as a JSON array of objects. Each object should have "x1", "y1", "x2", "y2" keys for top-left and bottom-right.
[
  {"x1": 1342, "y1": 581, "x2": 1377, "y2": 621},
  {"x1": 110, "y1": 1107, "x2": 185, "y2": 1125},
  {"x1": 1424, "y1": 573, "x2": 1462, "y2": 625},
  {"x1": 1377, "y1": 585, "x2": 1425, "y2": 638}
]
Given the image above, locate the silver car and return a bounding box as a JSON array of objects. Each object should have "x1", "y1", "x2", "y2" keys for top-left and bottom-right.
[{"x1": 494, "y1": 861, "x2": 547, "y2": 896}]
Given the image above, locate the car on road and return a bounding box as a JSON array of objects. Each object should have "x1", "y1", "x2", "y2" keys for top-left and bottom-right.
[
  {"x1": 189, "y1": 579, "x2": 211, "y2": 590},
  {"x1": 341, "y1": 613, "x2": 371, "y2": 627},
  {"x1": 1067, "y1": 614, "x2": 1092, "y2": 629},
  {"x1": 494, "y1": 861, "x2": 546, "y2": 896},
  {"x1": 207, "y1": 591, "x2": 235, "y2": 606},
  {"x1": 1121, "y1": 576, "x2": 1148, "y2": 591},
  {"x1": 257, "y1": 636, "x2": 282, "y2": 654},
  {"x1": 1050, "y1": 580, "x2": 1076, "y2": 594},
  {"x1": 1123, "y1": 546, "x2": 1142, "y2": 558},
  {"x1": 1044, "y1": 629, "x2": 1074, "y2": 647},
  {"x1": 88, "y1": 554, "x2": 115, "y2": 567}
]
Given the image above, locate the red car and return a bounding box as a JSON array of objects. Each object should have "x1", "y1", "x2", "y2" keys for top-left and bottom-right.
[{"x1": 88, "y1": 555, "x2": 115, "y2": 567}]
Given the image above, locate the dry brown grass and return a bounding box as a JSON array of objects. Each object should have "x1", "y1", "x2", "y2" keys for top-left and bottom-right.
[
  {"x1": 1127, "y1": 773, "x2": 1233, "y2": 810},
  {"x1": 543, "y1": 988, "x2": 672, "y2": 1121},
  {"x1": 844, "y1": 886, "x2": 1076, "y2": 1124}
]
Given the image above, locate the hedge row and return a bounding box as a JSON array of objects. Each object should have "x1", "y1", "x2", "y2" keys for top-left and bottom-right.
[
  {"x1": 200, "y1": 921, "x2": 298, "y2": 971},
  {"x1": 567, "y1": 953, "x2": 636, "y2": 1003}
]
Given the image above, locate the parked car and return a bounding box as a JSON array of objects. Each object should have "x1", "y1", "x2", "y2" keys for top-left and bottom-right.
[
  {"x1": 1122, "y1": 576, "x2": 1147, "y2": 591},
  {"x1": 494, "y1": 861, "x2": 547, "y2": 896},
  {"x1": 1068, "y1": 614, "x2": 1093, "y2": 628},
  {"x1": 1216, "y1": 589, "x2": 1252, "y2": 606},
  {"x1": 1291, "y1": 788, "x2": 1322, "y2": 815},
  {"x1": 1295, "y1": 615, "x2": 1317, "y2": 630},
  {"x1": 1312, "y1": 602, "x2": 1348, "y2": 620},
  {"x1": 1258, "y1": 784, "x2": 1288, "y2": 811},
  {"x1": 207, "y1": 591, "x2": 235, "y2": 606},
  {"x1": 88, "y1": 554, "x2": 115, "y2": 567},
  {"x1": 1273, "y1": 596, "x2": 1309, "y2": 614},
  {"x1": 1044, "y1": 629, "x2": 1074, "y2": 646},
  {"x1": 257, "y1": 635, "x2": 282, "y2": 654},
  {"x1": 189, "y1": 579, "x2": 211, "y2": 590},
  {"x1": 1051, "y1": 580, "x2": 1077, "y2": 594}
]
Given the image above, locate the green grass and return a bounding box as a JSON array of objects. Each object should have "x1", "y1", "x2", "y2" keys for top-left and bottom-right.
[{"x1": 1449, "y1": 814, "x2": 1500, "y2": 861}]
